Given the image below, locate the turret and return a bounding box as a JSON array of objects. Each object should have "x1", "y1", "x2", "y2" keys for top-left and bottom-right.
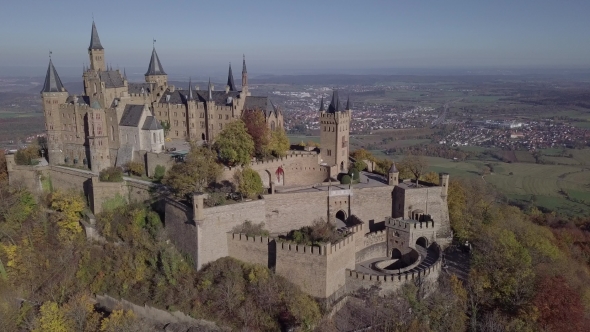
[
  {"x1": 88, "y1": 21, "x2": 105, "y2": 72},
  {"x1": 388, "y1": 162, "x2": 399, "y2": 186},
  {"x1": 241, "y1": 54, "x2": 249, "y2": 96},
  {"x1": 145, "y1": 46, "x2": 167, "y2": 87},
  {"x1": 41, "y1": 59, "x2": 68, "y2": 165},
  {"x1": 319, "y1": 90, "x2": 350, "y2": 172}
]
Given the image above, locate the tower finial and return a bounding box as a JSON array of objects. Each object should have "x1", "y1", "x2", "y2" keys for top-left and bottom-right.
[
  {"x1": 188, "y1": 77, "x2": 193, "y2": 101},
  {"x1": 123, "y1": 67, "x2": 127, "y2": 80},
  {"x1": 153, "y1": 38, "x2": 156, "y2": 48},
  {"x1": 208, "y1": 77, "x2": 213, "y2": 101},
  {"x1": 49, "y1": 50, "x2": 52, "y2": 59}
]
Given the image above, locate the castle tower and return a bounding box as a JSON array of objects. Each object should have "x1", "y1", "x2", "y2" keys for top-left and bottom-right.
[
  {"x1": 205, "y1": 78, "x2": 215, "y2": 141},
  {"x1": 319, "y1": 90, "x2": 351, "y2": 172},
  {"x1": 227, "y1": 63, "x2": 236, "y2": 91},
  {"x1": 241, "y1": 55, "x2": 249, "y2": 96},
  {"x1": 187, "y1": 78, "x2": 197, "y2": 140},
  {"x1": 388, "y1": 162, "x2": 399, "y2": 186},
  {"x1": 41, "y1": 59, "x2": 69, "y2": 165},
  {"x1": 87, "y1": 101, "x2": 110, "y2": 172},
  {"x1": 145, "y1": 47, "x2": 168, "y2": 88},
  {"x1": 439, "y1": 172, "x2": 449, "y2": 201},
  {"x1": 88, "y1": 21, "x2": 105, "y2": 72}
]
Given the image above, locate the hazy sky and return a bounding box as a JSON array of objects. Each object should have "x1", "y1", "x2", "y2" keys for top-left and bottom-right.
[{"x1": 1, "y1": 0, "x2": 589, "y2": 78}]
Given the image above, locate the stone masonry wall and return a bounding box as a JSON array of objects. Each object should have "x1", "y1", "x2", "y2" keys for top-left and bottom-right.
[
  {"x1": 226, "y1": 234, "x2": 272, "y2": 268},
  {"x1": 350, "y1": 186, "x2": 394, "y2": 225},
  {"x1": 90, "y1": 177, "x2": 128, "y2": 214},
  {"x1": 263, "y1": 191, "x2": 329, "y2": 233},
  {"x1": 164, "y1": 199, "x2": 199, "y2": 267}
]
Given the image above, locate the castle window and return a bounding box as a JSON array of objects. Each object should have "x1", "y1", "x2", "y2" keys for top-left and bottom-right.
[
  {"x1": 225, "y1": 115, "x2": 229, "y2": 120},
  {"x1": 134, "y1": 135, "x2": 137, "y2": 144},
  {"x1": 174, "y1": 120, "x2": 178, "y2": 126},
  {"x1": 271, "y1": 121, "x2": 275, "y2": 131},
  {"x1": 218, "y1": 114, "x2": 222, "y2": 120},
  {"x1": 111, "y1": 126, "x2": 114, "y2": 140},
  {"x1": 153, "y1": 133, "x2": 156, "y2": 143},
  {"x1": 182, "y1": 121, "x2": 186, "y2": 126},
  {"x1": 200, "y1": 113, "x2": 204, "y2": 118},
  {"x1": 327, "y1": 149, "x2": 332, "y2": 156},
  {"x1": 175, "y1": 130, "x2": 179, "y2": 136},
  {"x1": 182, "y1": 112, "x2": 185, "y2": 117},
  {"x1": 200, "y1": 122, "x2": 204, "y2": 128},
  {"x1": 174, "y1": 112, "x2": 177, "y2": 117},
  {"x1": 159, "y1": 111, "x2": 161, "y2": 116},
  {"x1": 219, "y1": 123, "x2": 222, "y2": 129},
  {"x1": 191, "y1": 123, "x2": 195, "y2": 128}
]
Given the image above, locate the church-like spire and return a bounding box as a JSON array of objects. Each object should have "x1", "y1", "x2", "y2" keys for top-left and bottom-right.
[
  {"x1": 188, "y1": 77, "x2": 193, "y2": 100},
  {"x1": 208, "y1": 77, "x2": 213, "y2": 101},
  {"x1": 227, "y1": 63, "x2": 236, "y2": 91},
  {"x1": 242, "y1": 54, "x2": 247, "y2": 74},
  {"x1": 41, "y1": 59, "x2": 67, "y2": 93},
  {"x1": 88, "y1": 21, "x2": 104, "y2": 51},
  {"x1": 123, "y1": 68, "x2": 127, "y2": 80},
  {"x1": 241, "y1": 54, "x2": 248, "y2": 88},
  {"x1": 145, "y1": 47, "x2": 166, "y2": 76},
  {"x1": 346, "y1": 95, "x2": 351, "y2": 110},
  {"x1": 319, "y1": 96, "x2": 325, "y2": 112},
  {"x1": 328, "y1": 90, "x2": 342, "y2": 113}
]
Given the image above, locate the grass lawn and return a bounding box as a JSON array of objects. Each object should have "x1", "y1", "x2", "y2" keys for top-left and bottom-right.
[
  {"x1": 514, "y1": 151, "x2": 536, "y2": 163},
  {"x1": 288, "y1": 135, "x2": 320, "y2": 145}
]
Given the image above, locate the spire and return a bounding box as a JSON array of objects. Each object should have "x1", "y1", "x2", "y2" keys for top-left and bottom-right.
[
  {"x1": 123, "y1": 68, "x2": 127, "y2": 80},
  {"x1": 241, "y1": 54, "x2": 248, "y2": 89},
  {"x1": 88, "y1": 21, "x2": 104, "y2": 51},
  {"x1": 328, "y1": 90, "x2": 342, "y2": 113},
  {"x1": 41, "y1": 59, "x2": 66, "y2": 93},
  {"x1": 389, "y1": 162, "x2": 398, "y2": 173},
  {"x1": 188, "y1": 77, "x2": 193, "y2": 100},
  {"x1": 242, "y1": 54, "x2": 247, "y2": 74},
  {"x1": 319, "y1": 97, "x2": 325, "y2": 112},
  {"x1": 145, "y1": 47, "x2": 166, "y2": 76},
  {"x1": 208, "y1": 78, "x2": 213, "y2": 101},
  {"x1": 227, "y1": 63, "x2": 236, "y2": 91},
  {"x1": 346, "y1": 95, "x2": 351, "y2": 110}
]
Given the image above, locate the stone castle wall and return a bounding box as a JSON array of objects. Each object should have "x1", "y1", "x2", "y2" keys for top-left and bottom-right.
[{"x1": 226, "y1": 234, "x2": 272, "y2": 268}]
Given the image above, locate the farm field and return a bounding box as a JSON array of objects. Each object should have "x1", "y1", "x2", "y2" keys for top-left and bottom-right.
[{"x1": 288, "y1": 135, "x2": 320, "y2": 145}]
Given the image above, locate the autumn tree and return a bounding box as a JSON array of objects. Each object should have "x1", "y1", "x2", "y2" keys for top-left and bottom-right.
[
  {"x1": 33, "y1": 301, "x2": 71, "y2": 332},
  {"x1": 214, "y1": 120, "x2": 255, "y2": 166},
  {"x1": 268, "y1": 127, "x2": 290, "y2": 158},
  {"x1": 124, "y1": 161, "x2": 145, "y2": 177},
  {"x1": 164, "y1": 144, "x2": 222, "y2": 198},
  {"x1": 400, "y1": 153, "x2": 429, "y2": 184},
  {"x1": 242, "y1": 110, "x2": 270, "y2": 158},
  {"x1": 50, "y1": 190, "x2": 85, "y2": 242},
  {"x1": 533, "y1": 275, "x2": 585, "y2": 332},
  {"x1": 15, "y1": 143, "x2": 40, "y2": 165},
  {"x1": 0, "y1": 150, "x2": 7, "y2": 183}
]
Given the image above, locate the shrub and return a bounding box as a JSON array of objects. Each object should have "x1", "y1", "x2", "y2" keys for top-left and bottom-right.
[
  {"x1": 14, "y1": 144, "x2": 40, "y2": 165},
  {"x1": 348, "y1": 168, "x2": 360, "y2": 183},
  {"x1": 204, "y1": 192, "x2": 226, "y2": 207},
  {"x1": 231, "y1": 220, "x2": 269, "y2": 237},
  {"x1": 353, "y1": 160, "x2": 368, "y2": 171},
  {"x1": 153, "y1": 165, "x2": 166, "y2": 181},
  {"x1": 236, "y1": 167, "x2": 264, "y2": 199},
  {"x1": 99, "y1": 167, "x2": 123, "y2": 182},
  {"x1": 281, "y1": 218, "x2": 344, "y2": 246},
  {"x1": 341, "y1": 175, "x2": 351, "y2": 184},
  {"x1": 124, "y1": 161, "x2": 145, "y2": 177}
]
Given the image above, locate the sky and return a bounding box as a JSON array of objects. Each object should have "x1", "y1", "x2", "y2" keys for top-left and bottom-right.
[{"x1": 1, "y1": 0, "x2": 589, "y2": 79}]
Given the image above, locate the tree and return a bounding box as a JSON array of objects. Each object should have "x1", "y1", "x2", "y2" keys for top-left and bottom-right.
[
  {"x1": 50, "y1": 190, "x2": 85, "y2": 242},
  {"x1": 0, "y1": 150, "x2": 8, "y2": 183},
  {"x1": 160, "y1": 120, "x2": 171, "y2": 137},
  {"x1": 124, "y1": 161, "x2": 145, "y2": 177},
  {"x1": 533, "y1": 276, "x2": 585, "y2": 332},
  {"x1": 99, "y1": 167, "x2": 123, "y2": 182},
  {"x1": 100, "y1": 310, "x2": 147, "y2": 332},
  {"x1": 401, "y1": 153, "x2": 429, "y2": 184},
  {"x1": 353, "y1": 160, "x2": 368, "y2": 172},
  {"x1": 421, "y1": 171, "x2": 439, "y2": 185},
  {"x1": 33, "y1": 301, "x2": 71, "y2": 332},
  {"x1": 268, "y1": 127, "x2": 290, "y2": 158},
  {"x1": 350, "y1": 149, "x2": 374, "y2": 162},
  {"x1": 235, "y1": 167, "x2": 264, "y2": 199},
  {"x1": 164, "y1": 145, "x2": 222, "y2": 198},
  {"x1": 214, "y1": 120, "x2": 254, "y2": 166},
  {"x1": 242, "y1": 110, "x2": 270, "y2": 158},
  {"x1": 153, "y1": 165, "x2": 166, "y2": 182},
  {"x1": 14, "y1": 144, "x2": 40, "y2": 165}
]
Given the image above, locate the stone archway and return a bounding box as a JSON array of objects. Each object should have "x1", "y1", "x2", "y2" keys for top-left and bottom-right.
[
  {"x1": 335, "y1": 210, "x2": 347, "y2": 222},
  {"x1": 259, "y1": 170, "x2": 272, "y2": 188},
  {"x1": 201, "y1": 133, "x2": 206, "y2": 141},
  {"x1": 391, "y1": 248, "x2": 402, "y2": 259},
  {"x1": 416, "y1": 237, "x2": 428, "y2": 248}
]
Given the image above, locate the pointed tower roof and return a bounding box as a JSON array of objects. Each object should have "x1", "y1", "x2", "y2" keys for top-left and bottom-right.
[
  {"x1": 188, "y1": 78, "x2": 193, "y2": 100},
  {"x1": 145, "y1": 47, "x2": 166, "y2": 76},
  {"x1": 227, "y1": 63, "x2": 236, "y2": 91},
  {"x1": 41, "y1": 59, "x2": 66, "y2": 93},
  {"x1": 346, "y1": 95, "x2": 351, "y2": 110},
  {"x1": 319, "y1": 97, "x2": 325, "y2": 112},
  {"x1": 123, "y1": 68, "x2": 127, "y2": 80},
  {"x1": 88, "y1": 21, "x2": 104, "y2": 51},
  {"x1": 328, "y1": 90, "x2": 342, "y2": 113},
  {"x1": 389, "y1": 162, "x2": 398, "y2": 173},
  {"x1": 207, "y1": 78, "x2": 213, "y2": 101},
  {"x1": 242, "y1": 54, "x2": 247, "y2": 74}
]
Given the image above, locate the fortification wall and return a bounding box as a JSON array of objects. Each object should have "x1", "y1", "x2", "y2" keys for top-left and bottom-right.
[
  {"x1": 49, "y1": 166, "x2": 94, "y2": 193},
  {"x1": 263, "y1": 191, "x2": 328, "y2": 233},
  {"x1": 226, "y1": 233, "x2": 272, "y2": 268},
  {"x1": 325, "y1": 234, "x2": 357, "y2": 298},
  {"x1": 125, "y1": 178, "x2": 154, "y2": 204},
  {"x1": 395, "y1": 186, "x2": 450, "y2": 238},
  {"x1": 275, "y1": 241, "x2": 329, "y2": 298},
  {"x1": 145, "y1": 151, "x2": 175, "y2": 177},
  {"x1": 355, "y1": 229, "x2": 388, "y2": 263},
  {"x1": 7, "y1": 162, "x2": 49, "y2": 192},
  {"x1": 164, "y1": 199, "x2": 199, "y2": 267},
  {"x1": 351, "y1": 186, "x2": 393, "y2": 226},
  {"x1": 90, "y1": 177, "x2": 128, "y2": 214},
  {"x1": 198, "y1": 200, "x2": 266, "y2": 268}
]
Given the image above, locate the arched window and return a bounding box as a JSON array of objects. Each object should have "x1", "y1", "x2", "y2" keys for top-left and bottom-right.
[
  {"x1": 153, "y1": 132, "x2": 156, "y2": 143},
  {"x1": 111, "y1": 126, "x2": 114, "y2": 139},
  {"x1": 271, "y1": 121, "x2": 276, "y2": 131}
]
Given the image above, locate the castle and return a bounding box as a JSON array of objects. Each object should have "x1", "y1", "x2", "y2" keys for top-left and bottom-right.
[
  {"x1": 42, "y1": 21, "x2": 283, "y2": 173},
  {"x1": 7, "y1": 21, "x2": 451, "y2": 304}
]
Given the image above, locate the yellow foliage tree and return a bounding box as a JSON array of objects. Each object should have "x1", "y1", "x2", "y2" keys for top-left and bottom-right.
[
  {"x1": 421, "y1": 171, "x2": 440, "y2": 185},
  {"x1": 100, "y1": 309, "x2": 139, "y2": 332},
  {"x1": 33, "y1": 301, "x2": 72, "y2": 332},
  {"x1": 50, "y1": 191, "x2": 85, "y2": 242}
]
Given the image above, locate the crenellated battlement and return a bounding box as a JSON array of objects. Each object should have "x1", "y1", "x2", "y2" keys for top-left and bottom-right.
[
  {"x1": 277, "y1": 232, "x2": 355, "y2": 256},
  {"x1": 346, "y1": 259, "x2": 441, "y2": 283},
  {"x1": 228, "y1": 233, "x2": 273, "y2": 244},
  {"x1": 386, "y1": 217, "x2": 435, "y2": 229}
]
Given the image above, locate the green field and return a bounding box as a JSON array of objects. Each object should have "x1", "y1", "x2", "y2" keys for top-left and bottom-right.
[{"x1": 288, "y1": 135, "x2": 320, "y2": 145}]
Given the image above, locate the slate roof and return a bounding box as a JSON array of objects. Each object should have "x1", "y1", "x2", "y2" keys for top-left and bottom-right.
[
  {"x1": 328, "y1": 90, "x2": 344, "y2": 113},
  {"x1": 41, "y1": 60, "x2": 66, "y2": 93},
  {"x1": 197, "y1": 90, "x2": 241, "y2": 105},
  {"x1": 319, "y1": 97, "x2": 325, "y2": 112},
  {"x1": 142, "y1": 116, "x2": 163, "y2": 130},
  {"x1": 128, "y1": 83, "x2": 152, "y2": 95},
  {"x1": 88, "y1": 22, "x2": 104, "y2": 51},
  {"x1": 244, "y1": 96, "x2": 279, "y2": 117},
  {"x1": 145, "y1": 48, "x2": 166, "y2": 76},
  {"x1": 227, "y1": 64, "x2": 236, "y2": 91},
  {"x1": 389, "y1": 162, "x2": 398, "y2": 173},
  {"x1": 99, "y1": 71, "x2": 125, "y2": 88},
  {"x1": 346, "y1": 95, "x2": 352, "y2": 110},
  {"x1": 66, "y1": 95, "x2": 90, "y2": 105},
  {"x1": 120, "y1": 105, "x2": 145, "y2": 127}
]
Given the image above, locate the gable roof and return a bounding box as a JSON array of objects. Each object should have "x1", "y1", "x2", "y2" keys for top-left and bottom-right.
[
  {"x1": 142, "y1": 116, "x2": 163, "y2": 130},
  {"x1": 120, "y1": 104, "x2": 146, "y2": 127},
  {"x1": 41, "y1": 59, "x2": 66, "y2": 93},
  {"x1": 145, "y1": 47, "x2": 166, "y2": 76},
  {"x1": 88, "y1": 21, "x2": 104, "y2": 51}
]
